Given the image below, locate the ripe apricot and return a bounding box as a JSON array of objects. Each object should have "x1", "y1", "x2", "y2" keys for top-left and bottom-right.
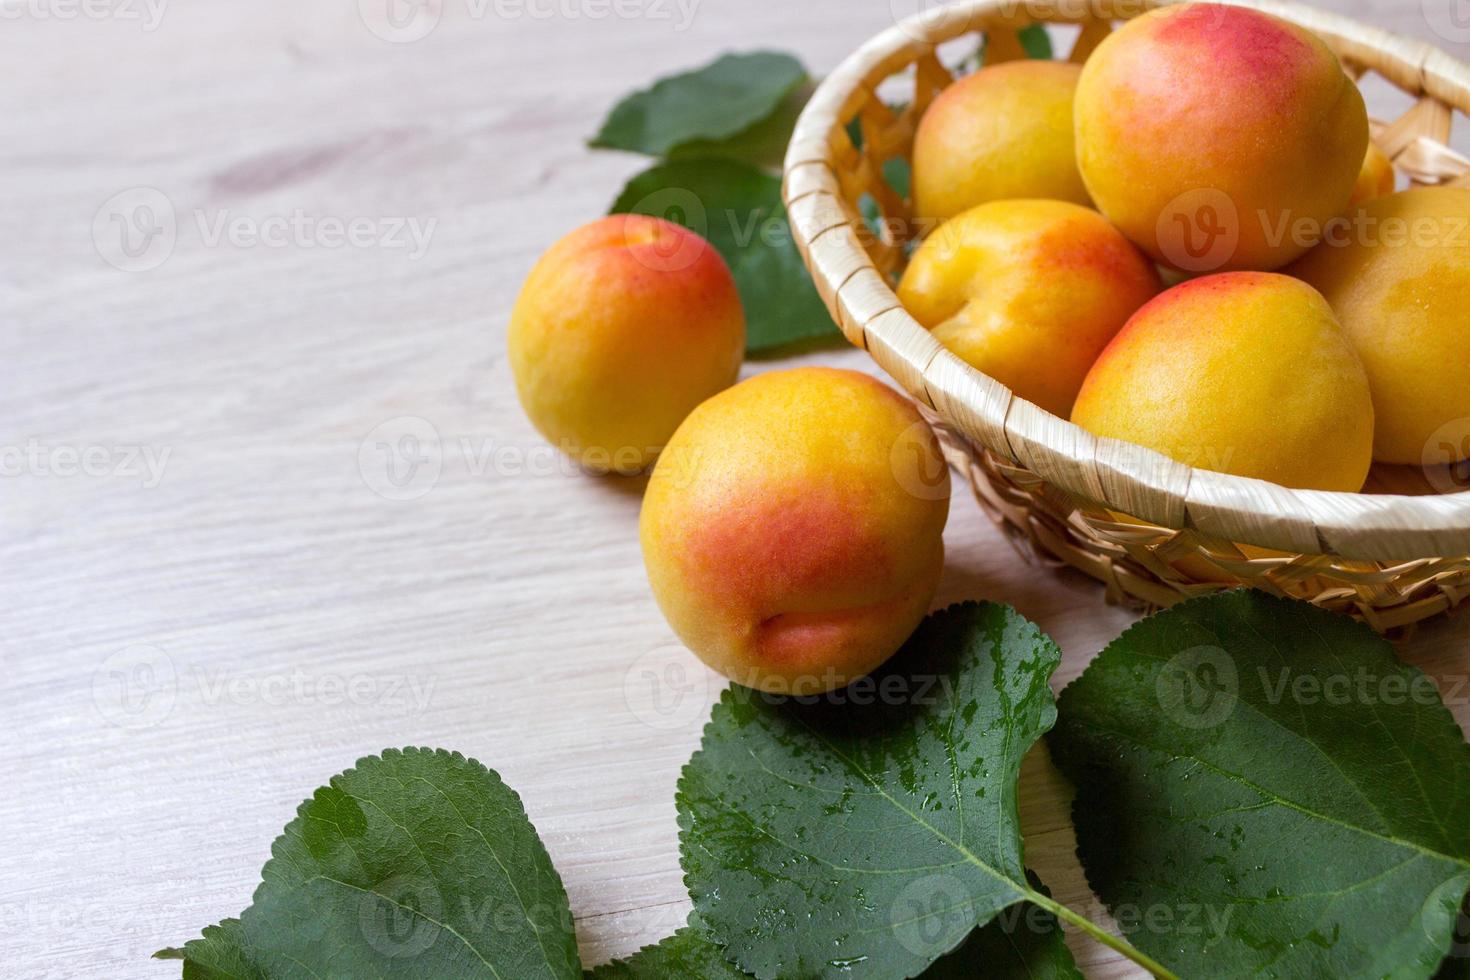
[
  {"x1": 912, "y1": 60, "x2": 1088, "y2": 223},
  {"x1": 897, "y1": 199, "x2": 1160, "y2": 417},
  {"x1": 640, "y1": 368, "x2": 949, "y2": 695},
  {"x1": 1072, "y1": 272, "x2": 1374, "y2": 492},
  {"x1": 1074, "y1": 3, "x2": 1368, "y2": 272},
  {"x1": 1289, "y1": 187, "x2": 1470, "y2": 465},
  {"x1": 508, "y1": 215, "x2": 744, "y2": 474}
]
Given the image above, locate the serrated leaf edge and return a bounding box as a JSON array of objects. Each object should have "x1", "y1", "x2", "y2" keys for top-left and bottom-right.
[{"x1": 162, "y1": 747, "x2": 577, "y2": 980}]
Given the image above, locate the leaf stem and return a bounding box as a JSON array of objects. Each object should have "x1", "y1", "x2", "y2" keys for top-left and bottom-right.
[{"x1": 1022, "y1": 888, "x2": 1182, "y2": 980}]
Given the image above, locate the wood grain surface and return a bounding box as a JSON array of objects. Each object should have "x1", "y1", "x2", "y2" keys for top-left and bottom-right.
[{"x1": 2, "y1": 2, "x2": 1467, "y2": 978}]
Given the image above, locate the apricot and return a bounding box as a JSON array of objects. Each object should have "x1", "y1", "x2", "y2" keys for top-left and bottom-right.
[
  {"x1": 912, "y1": 60, "x2": 1089, "y2": 223},
  {"x1": 897, "y1": 199, "x2": 1161, "y2": 417},
  {"x1": 640, "y1": 368, "x2": 949, "y2": 695},
  {"x1": 1289, "y1": 187, "x2": 1470, "y2": 465},
  {"x1": 1350, "y1": 142, "x2": 1396, "y2": 206},
  {"x1": 1074, "y1": 3, "x2": 1368, "y2": 272},
  {"x1": 508, "y1": 215, "x2": 744, "y2": 474},
  {"x1": 1071, "y1": 272, "x2": 1373, "y2": 492}
]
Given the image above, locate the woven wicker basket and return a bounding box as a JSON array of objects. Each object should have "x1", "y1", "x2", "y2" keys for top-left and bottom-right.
[{"x1": 783, "y1": 0, "x2": 1470, "y2": 633}]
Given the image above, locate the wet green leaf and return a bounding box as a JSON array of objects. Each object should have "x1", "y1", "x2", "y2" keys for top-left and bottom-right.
[
  {"x1": 610, "y1": 158, "x2": 838, "y2": 353},
  {"x1": 677, "y1": 602, "x2": 1066, "y2": 979},
  {"x1": 585, "y1": 918, "x2": 747, "y2": 979},
  {"x1": 1050, "y1": 590, "x2": 1470, "y2": 979},
  {"x1": 921, "y1": 872, "x2": 1081, "y2": 980},
  {"x1": 156, "y1": 748, "x2": 580, "y2": 980},
  {"x1": 589, "y1": 885, "x2": 1080, "y2": 979},
  {"x1": 591, "y1": 52, "x2": 807, "y2": 159}
]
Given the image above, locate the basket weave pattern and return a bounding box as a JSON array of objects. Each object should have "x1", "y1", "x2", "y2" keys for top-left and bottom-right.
[{"x1": 784, "y1": 0, "x2": 1470, "y2": 632}]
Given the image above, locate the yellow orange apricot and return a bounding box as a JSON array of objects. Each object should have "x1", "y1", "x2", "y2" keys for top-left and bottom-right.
[
  {"x1": 1289, "y1": 187, "x2": 1470, "y2": 465},
  {"x1": 1074, "y1": 3, "x2": 1368, "y2": 272},
  {"x1": 897, "y1": 199, "x2": 1161, "y2": 417},
  {"x1": 1071, "y1": 272, "x2": 1373, "y2": 492},
  {"x1": 640, "y1": 368, "x2": 949, "y2": 695},
  {"x1": 508, "y1": 215, "x2": 744, "y2": 474},
  {"x1": 912, "y1": 60, "x2": 1088, "y2": 223}
]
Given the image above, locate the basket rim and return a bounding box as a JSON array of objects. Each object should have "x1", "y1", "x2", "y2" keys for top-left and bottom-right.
[{"x1": 783, "y1": 0, "x2": 1470, "y2": 563}]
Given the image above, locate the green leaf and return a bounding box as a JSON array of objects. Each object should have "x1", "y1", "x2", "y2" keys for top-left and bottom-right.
[
  {"x1": 585, "y1": 919, "x2": 747, "y2": 979},
  {"x1": 589, "y1": 881, "x2": 1080, "y2": 980},
  {"x1": 921, "y1": 872, "x2": 1081, "y2": 979},
  {"x1": 1050, "y1": 590, "x2": 1470, "y2": 980},
  {"x1": 1019, "y1": 24, "x2": 1053, "y2": 60},
  {"x1": 591, "y1": 52, "x2": 807, "y2": 159},
  {"x1": 158, "y1": 748, "x2": 581, "y2": 980},
  {"x1": 675, "y1": 602, "x2": 1072, "y2": 979},
  {"x1": 667, "y1": 83, "x2": 812, "y2": 170},
  {"x1": 154, "y1": 920, "x2": 262, "y2": 980},
  {"x1": 610, "y1": 158, "x2": 838, "y2": 353}
]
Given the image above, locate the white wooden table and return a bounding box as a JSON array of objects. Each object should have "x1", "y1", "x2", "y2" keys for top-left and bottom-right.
[{"x1": 3, "y1": 2, "x2": 1468, "y2": 977}]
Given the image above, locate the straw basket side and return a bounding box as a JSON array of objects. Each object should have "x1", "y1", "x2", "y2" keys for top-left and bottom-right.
[{"x1": 783, "y1": 0, "x2": 1470, "y2": 632}]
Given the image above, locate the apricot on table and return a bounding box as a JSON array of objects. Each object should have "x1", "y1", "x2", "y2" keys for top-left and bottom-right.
[
  {"x1": 508, "y1": 214, "x2": 745, "y2": 474},
  {"x1": 1074, "y1": 3, "x2": 1368, "y2": 272},
  {"x1": 897, "y1": 199, "x2": 1161, "y2": 417},
  {"x1": 640, "y1": 367, "x2": 949, "y2": 695},
  {"x1": 1289, "y1": 187, "x2": 1470, "y2": 465},
  {"x1": 912, "y1": 60, "x2": 1089, "y2": 224},
  {"x1": 1071, "y1": 272, "x2": 1374, "y2": 492}
]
